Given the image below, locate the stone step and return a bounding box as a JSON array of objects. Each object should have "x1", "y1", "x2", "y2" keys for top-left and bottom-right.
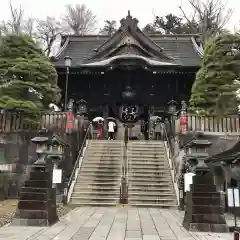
[
  {"x1": 78, "y1": 172, "x2": 121, "y2": 177},
  {"x1": 82, "y1": 162, "x2": 121, "y2": 167},
  {"x1": 87, "y1": 146, "x2": 122, "y2": 149},
  {"x1": 127, "y1": 159, "x2": 167, "y2": 163},
  {"x1": 128, "y1": 165, "x2": 170, "y2": 170},
  {"x1": 77, "y1": 179, "x2": 121, "y2": 183},
  {"x1": 128, "y1": 197, "x2": 176, "y2": 203},
  {"x1": 74, "y1": 183, "x2": 120, "y2": 189},
  {"x1": 74, "y1": 186, "x2": 119, "y2": 191},
  {"x1": 80, "y1": 167, "x2": 121, "y2": 172},
  {"x1": 85, "y1": 157, "x2": 121, "y2": 161},
  {"x1": 128, "y1": 203, "x2": 176, "y2": 208},
  {"x1": 129, "y1": 187, "x2": 174, "y2": 192},
  {"x1": 127, "y1": 151, "x2": 165, "y2": 158},
  {"x1": 128, "y1": 176, "x2": 173, "y2": 182},
  {"x1": 70, "y1": 202, "x2": 118, "y2": 207},
  {"x1": 128, "y1": 192, "x2": 176, "y2": 197},
  {"x1": 128, "y1": 146, "x2": 164, "y2": 149},
  {"x1": 86, "y1": 152, "x2": 122, "y2": 156},
  {"x1": 78, "y1": 174, "x2": 121, "y2": 179},
  {"x1": 128, "y1": 142, "x2": 164, "y2": 145},
  {"x1": 128, "y1": 145, "x2": 164, "y2": 149},
  {"x1": 88, "y1": 140, "x2": 124, "y2": 147},
  {"x1": 128, "y1": 169, "x2": 170, "y2": 174},
  {"x1": 128, "y1": 171, "x2": 171, "y2": 176},
  {"x1": 72, "y1": 191, "x2": 119, "y2": 196},
  {"x1": 87, "y1": 147, "x2": 121, "y2": 150},
  {"x1": 128, "y1": 165, "x2": 170, "y2": 169},
  {"x1": 128, "y1": 160, "x2": 169, "y2": 164},
  {"x1": 85, "y1": 153, "x2": 121, "y2": 157},
  {"x1": 87, "y1": 149, "x2": 121, "y2": 152},
  {"x1": 128, "y1": 182, "x2": 174, "y2": 187},
  {"x1": 128, "y1": 150, "x2": 165, "y2": 154},
  {"x1": 128, "y1": 157, "x2": 166, "y2": 160},
  {"x1": 71, "y1": 196, "x2": 119, "y2": 203},
  {"x1": 128, "y1": 175, "x2": 172, "y2": 182}
]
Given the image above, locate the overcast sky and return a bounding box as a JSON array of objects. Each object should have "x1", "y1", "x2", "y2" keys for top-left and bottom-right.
[{"x1": 0, "y1": 0, "x2": 239, "y2": 31}]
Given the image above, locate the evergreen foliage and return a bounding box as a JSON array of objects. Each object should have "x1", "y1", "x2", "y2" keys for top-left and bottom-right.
[
  {"x1": 0, "y1": 34, "x2": 61, "y2": 123},
  {"x1": 190, "y1": 34, "x2": 240, "y2": 115}
]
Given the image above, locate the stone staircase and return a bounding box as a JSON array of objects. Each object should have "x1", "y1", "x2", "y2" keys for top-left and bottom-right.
[
  {"x1": 127, "y1": 140, "x2": 177, "y2": 207},
  {"x1": 70, "y1": 140, "x2": 122, "y2": 206}
]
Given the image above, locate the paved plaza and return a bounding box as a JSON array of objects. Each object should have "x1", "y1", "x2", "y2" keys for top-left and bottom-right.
[{"x1": 0, "y1": 206, "x2": 234, "y2": 240}]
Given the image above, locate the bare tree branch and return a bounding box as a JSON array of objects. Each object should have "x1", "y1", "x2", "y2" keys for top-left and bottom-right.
[
  {"x1": 36, "y1": 17, "x2": 62, "y2": 56},
  {"x1": 179, "y1": 0, "x2": 233, "y2": 44},
  {"x1": 62, "y1": 4, "x2": 97, "y2": 35},
  {"x1": 23, "y1": 18, "x2": 35, "y2": 37},
  {"x1": 0, "y1": 1, "x2": 24, "y2": 35},
  {"x1": 8, "y1": 1, "x2": 24, "y2": 35}
]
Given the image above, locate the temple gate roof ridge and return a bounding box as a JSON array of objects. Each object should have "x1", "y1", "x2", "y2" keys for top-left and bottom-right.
[{"x1": 53, "y1": 12, "x2": 203, "y2": 67}]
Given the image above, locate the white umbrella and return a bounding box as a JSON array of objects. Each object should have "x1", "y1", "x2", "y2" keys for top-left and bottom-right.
[
  {"x1": 92, "y1": 116, "x2": 104, "y2": 122},
  {"x1": 150, "y1": 116, "x2": 161, "y2": 121}
]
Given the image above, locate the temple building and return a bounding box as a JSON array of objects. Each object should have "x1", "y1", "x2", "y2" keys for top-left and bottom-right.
[{"x1": 53, "y1": 11, "x2": 203, "y2": 120}]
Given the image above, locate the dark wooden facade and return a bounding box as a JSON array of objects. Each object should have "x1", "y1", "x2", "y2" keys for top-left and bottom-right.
[{"x1": 53, "y1": 12, "x2": 203, "y2": 119}]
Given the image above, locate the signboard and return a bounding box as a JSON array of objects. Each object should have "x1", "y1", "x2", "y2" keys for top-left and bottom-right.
[
  {"x1": 52, "y1": 169, "x2": 62, "y2": 184},
  {"x1": 184, "y1": 173, "x2": 196, "y2": 192},
  {"x1": 227, "y1": 188, "x2": 240, "y2": 207}
]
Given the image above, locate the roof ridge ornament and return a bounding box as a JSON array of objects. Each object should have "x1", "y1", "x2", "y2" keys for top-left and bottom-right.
[{"x1": 120, "y1": 10, "x2": 138, "y2": 30}]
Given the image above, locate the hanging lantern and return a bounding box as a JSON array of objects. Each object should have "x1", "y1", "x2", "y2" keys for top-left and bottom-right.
[
  {"x1": 168, "y1": 100, "x2": 177, "y2": 114},
  {"x1": 77, "y1": 99, "x2": 87, "y2": 114},
  {"x1": 122, "y1": 86, "x2": 136, "y2": 100}
]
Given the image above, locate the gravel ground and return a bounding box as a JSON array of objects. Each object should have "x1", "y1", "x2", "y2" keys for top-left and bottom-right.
[{"x1": 0, "y1": 200, "x2": 74, "y2": 227}]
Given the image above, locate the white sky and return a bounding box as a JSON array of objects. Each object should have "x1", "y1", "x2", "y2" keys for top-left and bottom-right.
[{"x1": 0, "y1": 0, "x2": 239, "y2": 32}]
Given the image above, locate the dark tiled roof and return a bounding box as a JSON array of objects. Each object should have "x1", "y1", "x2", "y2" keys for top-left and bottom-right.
[
  {"x1": 54, "y1": 34, "x2": 202, "y2": 68},
  {"x1": 151, "y1": 36, "x2": 202, "y2": 66},
  {"x1": 55, "y1": 36, "x2": 107, "y2": 67}
]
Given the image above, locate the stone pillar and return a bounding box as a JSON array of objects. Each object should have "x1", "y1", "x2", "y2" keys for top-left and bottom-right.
[
  {"x1": 182, "y1": 140, "x2": 228, "y2": 232},
  {"x1": 182, "y1": 171, "x2": 228, "y2": 232}
]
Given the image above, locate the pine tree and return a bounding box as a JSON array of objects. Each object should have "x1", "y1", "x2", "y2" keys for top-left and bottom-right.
[
  {"x1": 0, "y1": 34, "x2": 61, "y2": 123},
  {"x1": 190, "y1": 34, "x2": 240, "y2": 115}
]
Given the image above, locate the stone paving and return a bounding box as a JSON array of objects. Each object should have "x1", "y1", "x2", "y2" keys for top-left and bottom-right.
[{"x1": 0, "y1": 207, "x2": 235, "y2": 240}]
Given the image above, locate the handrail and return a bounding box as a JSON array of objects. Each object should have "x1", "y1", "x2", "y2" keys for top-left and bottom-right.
[
  {"x1": 162, "y1": 123, "x2": 176, "y2": 180},
  {"x1": 161, "y1": 124, "x2": 199, "y2": 183},
  {"x1": 64, "y1": 125, "x2": 91, "y2": 203}
]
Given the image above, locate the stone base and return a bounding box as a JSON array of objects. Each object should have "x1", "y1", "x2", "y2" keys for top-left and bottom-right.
[
  {"x1": 56, "y1": 194, "x2": 63, "y2": 203},
  {"x1": 11, "y1": 217, "x2": 58, "y2": 227},
  {"x1": 183, "y1": 222, "x2": 229, "y2": 233}
]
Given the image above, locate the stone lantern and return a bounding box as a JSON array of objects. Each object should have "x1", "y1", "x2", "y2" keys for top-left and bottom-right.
[
  {"x1": 11, "y1": 135, "x2": 59, "y2": 226},
  {"x1": 31, "y1": 136, "x2": 49, "y2": 165},
  {"x1": 182, "y1": 139, "x2": 229, "y2": 232}
]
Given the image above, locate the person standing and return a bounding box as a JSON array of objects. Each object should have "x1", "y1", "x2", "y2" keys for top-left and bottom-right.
[
  {"x1": 97, "y1": 120, "x2": 103, "y2": 140},
  {"x1": 108, "y1": 120, "x2": 116, "y2": 140},
  {"x1": 154, "y1": 119, "x2": 162, "y2": 140}
]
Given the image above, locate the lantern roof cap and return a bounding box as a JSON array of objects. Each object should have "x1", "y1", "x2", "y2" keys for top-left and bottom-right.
[
  {"x1": 49, "y1": 134, "x2": 69, "y2": 146},
  {"x1": 31, "y1": 136, "x2": 49, "y2": 144},
  {"x1": 187, "y1": 139, "x2": 212, "y2": 148}
]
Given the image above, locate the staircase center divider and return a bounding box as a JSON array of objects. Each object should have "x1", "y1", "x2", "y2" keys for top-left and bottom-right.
[
  {"x1": 63, "y1": 125, "x2": 91, "y2": 204},
  {"x1": 120, "y1": 124, "x2": 128, "y2": 204}
]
